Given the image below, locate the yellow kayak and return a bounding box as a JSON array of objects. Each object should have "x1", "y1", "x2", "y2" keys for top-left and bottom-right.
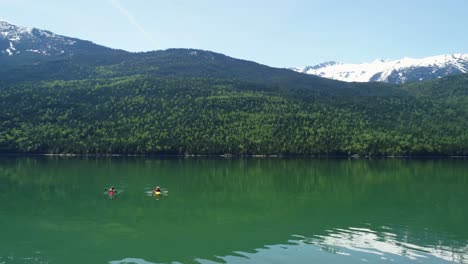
[{"x1": 154, "y1": 191, "x2": 161, "y2": 196}]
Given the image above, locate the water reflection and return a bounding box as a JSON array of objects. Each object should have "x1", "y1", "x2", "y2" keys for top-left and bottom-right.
[
  {"x1": 0, "y1": 252, "x2": 49, "y2": 264},
  {"x1": 196, "y1": 226, "x2": 467, "y2": 264},
  {"x1": 109, "y1": 258, "x2": 160, "y2": 264},
  {"x1": 305, "y1": 226, "x2": 467, "y2": 263},
  {"x1": 0, "y1": 157, "x2": 467, "y2": 264}
]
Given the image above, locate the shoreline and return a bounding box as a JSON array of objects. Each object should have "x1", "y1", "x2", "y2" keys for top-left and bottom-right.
[{"x1": 0, "y1": 153, "x2": 466, "y2": 159}]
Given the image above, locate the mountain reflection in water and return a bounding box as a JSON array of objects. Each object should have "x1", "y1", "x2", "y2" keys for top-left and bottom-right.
[
  {"x1": 194, "y1": 226, "x2": 467, "y2": 264},
  {"x1": 0, "y1": 157, "x2": 467, "y2": 264}
]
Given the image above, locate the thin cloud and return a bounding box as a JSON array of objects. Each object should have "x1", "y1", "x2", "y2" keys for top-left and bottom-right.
[{"x1": 107, "y1": 0, "x2": 157, "y2": 49}]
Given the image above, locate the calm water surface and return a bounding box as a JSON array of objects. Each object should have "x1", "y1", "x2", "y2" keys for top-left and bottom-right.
[{"x1": 0, "y1": 157, "x2": 467, "y2": 264}]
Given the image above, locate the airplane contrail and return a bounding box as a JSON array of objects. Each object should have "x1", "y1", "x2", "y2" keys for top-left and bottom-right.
[{"x1": 107, "y1": 0, "x2": 157, "y2": 48}]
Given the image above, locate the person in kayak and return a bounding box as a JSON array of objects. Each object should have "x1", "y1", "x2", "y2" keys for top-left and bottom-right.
[
  {"x1": 108, "y1": 186, "x2": 116, "y2": 196},
  {"x1": 154, "y1": 186, "x2": 161, "y2": 195}
]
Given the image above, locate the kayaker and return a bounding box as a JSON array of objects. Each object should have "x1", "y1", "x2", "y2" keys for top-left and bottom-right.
[
  {"x1": 154, "y1": 186, "x2": 161, "y2": 194},
  {"x1": 109, "y1": 186, "x2": 116, "y2": 196}
]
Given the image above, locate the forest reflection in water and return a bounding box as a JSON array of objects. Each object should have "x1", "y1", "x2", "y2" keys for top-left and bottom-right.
[{"x1": 0, "y1": 157, "x2": 466, "y2": 264}]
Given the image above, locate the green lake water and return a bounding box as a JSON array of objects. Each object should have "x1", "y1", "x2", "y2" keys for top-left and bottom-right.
[{"x1": 0, "y1": 157, "x2": 467, "y2": 264}]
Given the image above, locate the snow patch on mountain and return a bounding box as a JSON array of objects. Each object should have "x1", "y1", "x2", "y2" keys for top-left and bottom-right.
[
  {"x1": 0, "y1": 21, "x2": 77, "y2": 56},
  {"x1": 293, "y1": 54, "x2": 468, "y2": 84}
]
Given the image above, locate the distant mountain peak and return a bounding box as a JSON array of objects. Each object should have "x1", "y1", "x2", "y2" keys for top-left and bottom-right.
[
  {"x1": 0, "y1": 21, "x2": 119, "y2": 61},
  {"x1": 292, "y1": 54, "x2": 468, "y2": 84},
  {"x1": 291, "y1": 61, "x2": 340, "y2": 73},
  {"x1": 311, "y1": 61, "x2": 340, "y2": 69},
  {"x1": 0, "y1": 21, "x2": 77, "y2": 57},
  {"x1": 0, "y1": 21, "x2": 34, "y2": 35}
]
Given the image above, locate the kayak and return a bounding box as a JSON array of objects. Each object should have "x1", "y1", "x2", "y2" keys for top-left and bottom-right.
[
  {"x1": 104, "y1": 188, "x2": 119, "y2": 199},
  {"x1": 105, "y1": 192, "x2": 118, "y2": 199},
  {"x1": 154, "y1": 191, "x2": 161, "y2": 196}
]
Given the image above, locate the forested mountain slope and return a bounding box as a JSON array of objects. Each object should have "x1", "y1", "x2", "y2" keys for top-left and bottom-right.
[
  {"x1": 0, "y1": 22, "x2": 467, "y2": 156},
  {"x1": 0, "y1": 75, "x2": 466, "y2": 155}
]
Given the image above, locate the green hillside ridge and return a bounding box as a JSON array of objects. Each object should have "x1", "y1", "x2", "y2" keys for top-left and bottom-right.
[
  {"x1": 1, "y1": 27, "x2": 467, "y2": 156},
  {"x1": 0, "y1": 70, "x2": 466, "y2": 155},
  {"x1": 1, "y1": 49, "x2": 351, "y2": 91}
]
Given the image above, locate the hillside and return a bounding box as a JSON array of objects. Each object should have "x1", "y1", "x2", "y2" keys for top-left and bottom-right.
[
  {"x1": 0, "y1": 22, "x2": 467, "y2": 156},
  {"x1": 1, "y1": 22, "x2": 389, "y2": 96},
  {"x1": 0, "y1": 75, "x2": 466, "y2": 156},
  {"x1": 0, "y1": 47, "x2": 360, "y2": 94}
]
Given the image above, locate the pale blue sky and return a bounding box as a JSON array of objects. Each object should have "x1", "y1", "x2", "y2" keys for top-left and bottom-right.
[{"x1": 1, "y1": 0, "x2": 467, "y2": 67}]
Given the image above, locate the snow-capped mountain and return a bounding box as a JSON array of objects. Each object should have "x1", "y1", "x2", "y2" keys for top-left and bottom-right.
[
  {"x1": 292, "y1": 54, "x2": 468, "y2": 84},
  {"x1": 0, "y1": 21, "x2": 120, "y2": 60}
]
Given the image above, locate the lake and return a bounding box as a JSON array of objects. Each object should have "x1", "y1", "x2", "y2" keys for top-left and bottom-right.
[{"x1": 0, "y1": 157, "x2": 467, "y2": 264}]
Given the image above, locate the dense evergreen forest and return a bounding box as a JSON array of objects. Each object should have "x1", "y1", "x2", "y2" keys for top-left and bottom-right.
[{"x1": 0, "y1": 49, "x2": 467, "y2": 156}]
